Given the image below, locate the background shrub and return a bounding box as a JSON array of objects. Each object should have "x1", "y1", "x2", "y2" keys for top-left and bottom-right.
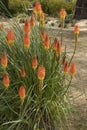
[
  {"x1": 0, "y1": 0, "x2": 76, "y2": 17},
  {"x1": 9, "y1": 0, "x2": 31, "y2": 15},
  {"x1": 40, "y1": 0, "x2": 76, "y2": 16}
]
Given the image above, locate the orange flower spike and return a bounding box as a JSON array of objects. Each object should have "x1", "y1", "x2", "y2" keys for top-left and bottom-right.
[
  {"x1": 41, "y1": 30, "x2": 46, "y2": 41},
  {"x1": 38, "y1": 66, "x2": 46, "y2": 81},
  {"x1": 74, "y1": 25, "x2": 79, "y2": 35},
  {"x1": 70, "y1": 62, "x2": 76, "y2": 77},
  {"x1": 32, "y1": 55, "x2": 38, "y2": 70},
  {"x1": 23, "y1": 34, "x2": 30, "y2": 51},
  {"x1": 63, "y1": 61, "x2": 68, "y2": 75},
  {"x1": 20, "y1": 66, "x2": 26, "y2": 78},
  {"x1": 1, "y1": 51, "x2": 8, "y2": 69},
  {"x1": 44, "y1": 34, "x2": 50, "y2": 50},
  {"x1": 53, "y1": 38, "x2": 59, "y2": 51},
  {"x1": 24, "y1": 20, "x2": 30, "y2": 34},
  {"x1": 60, "y1": 8, "x2": 67, "y2": 20},
  {"x1": 74, "y1": 25, "x2": 79, "y2": 43},
  {"x1": 19, "y1": 85, "x2": 26, "y2": 105},
  {"x1": 30, "y1": 14, "x2": 35, "y2": 27},
  {"x1": 57, "y1": 43, "x2": 62, "y2": 54},
  {"x1": 3, "y1": 72, "x2": 10, "y2": 89},
  {"x1": 7, "y1": 29, "x2": 14, "y2": 45},
  {"x1": 34, "y1": 2, "x2": 42, "y2": 15}
]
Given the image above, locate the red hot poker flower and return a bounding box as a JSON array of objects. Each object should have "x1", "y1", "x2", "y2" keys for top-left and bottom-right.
[
  {"x1": 74, "y1": 25, "x2": 79, "y2": 35},
  {"x1": 70, "y1": 62, "x2": 76, "y2": 77},
  {"x1": 60, "y1": 8, "x2": 67, "y2": 20},
  {"x1": 19, "y1": 85, "x2": 26, "y2": 104},
  {"x1": 1, "y1": 51, "x2": 8, "y2": 69},
  {"x1": 38, "y1": 66, "x2": 46, "y2": 81},
  {"x1": 34, "y1": 2, "x2": 42, "y2": 15},
  {"x1": 32, "y1": 55, "x2": 38, "y2": 70},
  {"x1": 57, "y1": 43, "x2": 62, "y2": 54},
  {"x1": 7, "y1": 29, "x2": 14, "y2": 45},
  {"x1": 24, "y1": 20, "x2": 30, "y2": 34},
  {"x1": 63, "y1": 61, "x2": 68, "y2": 75},
  {"x1": 44, "y1": 34, "x2": 50, "y2": 50},
  {"x1": 53, "y1": 38, "x2": 59, "y2": 51},
  {"x1": 23, "y1": 34, "x2": 30, "y2": 51},
  {"x1": 20, "y1": 66, "x2": 26, "y2": 78},
  {"x1": 3, "y1": 72, "x2": 10, "y2": 89}
]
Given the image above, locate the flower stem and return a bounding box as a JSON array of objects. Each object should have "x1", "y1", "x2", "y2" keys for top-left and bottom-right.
[
  {"x1": 26, "y1": 50, "x2": 30, "y2": 77},
  {"x1": 69, "y1": 41, "x2": 77, "y2": 66},
  {"x1": 61, "y1": 27, "x2": 63, "y2": 46}
]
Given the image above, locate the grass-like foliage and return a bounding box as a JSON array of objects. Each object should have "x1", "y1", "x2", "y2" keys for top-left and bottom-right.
[{"x1": 0, "y1": 2, "x2": 79, "y2": 130}]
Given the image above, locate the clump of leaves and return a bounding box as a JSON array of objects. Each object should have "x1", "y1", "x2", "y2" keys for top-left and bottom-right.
[{"x1": 0, "y1": 2, "x2": 79, "y2": 130}]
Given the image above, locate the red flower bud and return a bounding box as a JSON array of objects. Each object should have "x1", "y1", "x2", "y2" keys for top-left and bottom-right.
[
  {"x1": 38, "y1": 66, "x2": 46, "y2": 80},
  {"x1": 33, "y1": 2, "x2": 42, "y2": 15},
  {"x1": 3, "y1": 72, "x2": 10, "y2": 89},
  {"x1": 70, "y1": 62, "x2": 76, "y2": 77},
  {"x1": 23, "y1": 34, "x2": 30, "y2": 50},
  {"x1": 19, "y1": 85, "x2": 26, "y2": 104},
  {"x1": 74, "y1": 25, "x2": 79, "y2": 35},
  {"x1": 63, "y1": 61, "x2": 68, "y2": 75},
  {"x1": 57, "y1": 43, "x2": 62, "y2": 54},
  {"x1": 1, "y1": 51, "x2": 8, "y2": 69},
  {"x1": 60, "y1": 8, "x2": 67, "y2": 20},
  {"x1": 7, "y1": 30, "x2": 14, "y2": 45},
  {"x1": 32, "y1": 55, "x2": 38, "y2": 70}
]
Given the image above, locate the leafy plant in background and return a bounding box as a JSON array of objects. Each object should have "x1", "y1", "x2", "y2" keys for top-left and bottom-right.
[
  {"x1": 0, "y1": 1, "x2": 79, "y2": 130},
  {"x1": 40, "y1": 0, "x2": 76, "y2": 17}
]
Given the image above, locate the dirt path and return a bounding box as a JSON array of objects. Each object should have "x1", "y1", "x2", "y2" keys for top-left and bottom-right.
[{"x1": 47, "y1": 28, "x2": 87, "y2": 130}]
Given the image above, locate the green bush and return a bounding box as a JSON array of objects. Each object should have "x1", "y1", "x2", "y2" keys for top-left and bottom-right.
[
  {"x1": 40, "y1": 0, "x2": 76, "y2": 16},
  {"x1": 9, "y1": 0, "x2": 32, "y2": 15},
  {"x1": 0, "y1": 2, "x2": 78, "y2": 130}
]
